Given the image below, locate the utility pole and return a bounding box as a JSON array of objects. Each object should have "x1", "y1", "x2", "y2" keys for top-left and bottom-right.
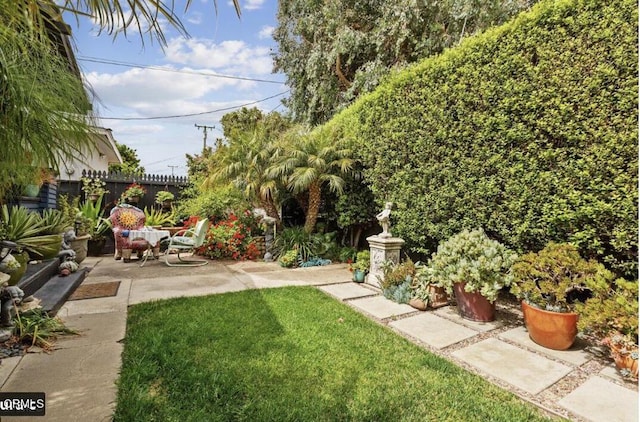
[
  {"x1": 167, "y1": 165, "x2": 179, "y2": 176},
  {"x1": 194, "y1": 124, "x2": 215, "y2": 151}
]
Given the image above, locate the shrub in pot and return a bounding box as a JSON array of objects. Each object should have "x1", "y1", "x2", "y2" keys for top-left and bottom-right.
[
  {"x1": 575, "y1": 277, "x2": 638, "y2": 378},
  {"x1": 510, "y1": 242, "x2": 606, "y2": 350},
  {"x1": 349, "y1": 250, "x2": 370, "y2": 283},
  {"x1": 430, "y1": 228, "x2": 517, "y2": 322}
]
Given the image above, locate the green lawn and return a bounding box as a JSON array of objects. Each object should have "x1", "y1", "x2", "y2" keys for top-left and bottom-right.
[{"x1": 115, "y1": 287, "x2": 559, "y2": 421}]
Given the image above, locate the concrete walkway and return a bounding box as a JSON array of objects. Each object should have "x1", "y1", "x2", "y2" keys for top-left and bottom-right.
[{"x1": 0, "y1": 256, "x2": 637, "y2": 421}]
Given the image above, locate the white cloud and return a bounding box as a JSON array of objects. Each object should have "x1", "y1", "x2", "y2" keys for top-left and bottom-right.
[
  {"x1": 165, "y1": 37, "x2": 273, "y2": 75},
  {"x1": 243, "y1": 0, "x2": 266, "y2": 11},
  {"x1": 226, "y1": 0, "x2": 264, "y2": 11},
  {"x1": 187, "y1": 12, "x2": 203, "y2": 25},
  {"x1": 85, "y1": 66, "x2": 255, "y2": 114},
  {"x1": 258, "y1": 25, "x2": 274, "y2": 39}
]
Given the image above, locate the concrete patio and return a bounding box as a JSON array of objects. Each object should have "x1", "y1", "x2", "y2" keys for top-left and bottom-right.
[{"x1": 0, "y1": 256, "x2": 637, "y2": 422}]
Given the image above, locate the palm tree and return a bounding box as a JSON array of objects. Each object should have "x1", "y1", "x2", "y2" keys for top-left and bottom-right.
[
  {"x1": 206, "y1": 127, "x2": 283, "y2": 225},
  {"x1": 269, "y1": 126, "x2": 354, "y2": 233}
]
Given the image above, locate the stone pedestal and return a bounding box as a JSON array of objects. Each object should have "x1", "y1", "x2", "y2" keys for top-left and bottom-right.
[{"x1": 366, "y1": 235, "x2": 405, "y2": 288}]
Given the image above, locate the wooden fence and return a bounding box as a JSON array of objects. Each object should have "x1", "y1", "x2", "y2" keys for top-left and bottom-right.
[{"x1": 58, "y1": 170, "x2": 189, "y2": 212}]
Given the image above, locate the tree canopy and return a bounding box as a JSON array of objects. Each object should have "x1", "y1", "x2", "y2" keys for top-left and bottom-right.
[{"x1": 273, "y1": 0, "x2": 534, "y2": 125}]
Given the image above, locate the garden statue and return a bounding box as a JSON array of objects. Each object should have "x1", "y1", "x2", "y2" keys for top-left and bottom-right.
[
  {"x1": 376, "y1": 202, "x2": 393, "y2": 238},
  {"x1": 262, "y1": 216, "x2": 277, "y2": 262},
  {"x1": 0, "y1": 283, "x2": 24, "y2": 327},
  {"x1": 58, "y1": 228, "x2": 77, "y2": 262}
]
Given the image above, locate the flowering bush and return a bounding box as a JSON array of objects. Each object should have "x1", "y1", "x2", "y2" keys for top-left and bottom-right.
[{"x1": 198, "y1": 213, "x2": 261, "y2": 261}]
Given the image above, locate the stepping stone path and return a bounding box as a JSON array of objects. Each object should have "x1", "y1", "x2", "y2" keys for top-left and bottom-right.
[{"x1": 319, "y1": 280, "x2": 639, "y2": 422}]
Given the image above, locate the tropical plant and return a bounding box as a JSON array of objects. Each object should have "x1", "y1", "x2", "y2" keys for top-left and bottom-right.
[
  {"x1": 143, "y1": 207, "x2": 176, "y2": 227},
  {"x1": 510, "y1": 243, "x2": 611, "y2": 313},
  {"x1": 1, "y1": 205, "x2": 44, "y2": 241},
  {"x1": 429, "y1": 229, "x2": 518, "y2": 303},
  {"x1": 269, "y1": 125, "x2": 354, "y2": 233},
  {"x1": 78, "y1": 196, "x2": 111, "y2": 240},
  {"x1": 155, "y1": 191, "x2": 175, "y2": 204},
  {"x1": 1, "y1": 1, "x2": 240, "y2": 201},
  {"x1": 206, "y1": 124, "x2": 285, "y2": 224},
  {"x1": 273, "y1": 227, "x2": 319, "y2": 261},
  {"x1": 81, "y1": 178, "x2": 109, "y2": 197},
  {"x1": 0, "y1": 205, "x2": 61, "y2": 260},
  {"x1": 37, "y1": 209, "x2": 70, "y2": 235}
]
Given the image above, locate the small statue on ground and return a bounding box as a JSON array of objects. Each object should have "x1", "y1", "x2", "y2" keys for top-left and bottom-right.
[
  {"x1": 0, "y1": 283, "x2": 25, "y2": 327},
  {"x1": 58, "y1": 228, "x2": 77, "y2": 262},
  {"x1": 376, "y1": 202, "x2": 393, "y2": 238}
]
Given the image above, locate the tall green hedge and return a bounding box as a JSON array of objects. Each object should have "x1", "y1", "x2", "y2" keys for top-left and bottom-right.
[{"x1": 327, "y1": 0, "x2": 638, "y2": 278}]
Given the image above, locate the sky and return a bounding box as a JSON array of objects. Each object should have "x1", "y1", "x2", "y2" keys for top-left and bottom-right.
[{"x1": 68, "y1": 0, "x2": 287, "y2": 177}]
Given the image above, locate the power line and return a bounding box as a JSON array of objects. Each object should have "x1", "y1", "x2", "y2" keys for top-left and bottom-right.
[
  {"x1": 98, "y1": 90, "x2": 290, "y2": 121},
  {"x1": 78, "y1": 56, "x2": 286, "y2": 85}
]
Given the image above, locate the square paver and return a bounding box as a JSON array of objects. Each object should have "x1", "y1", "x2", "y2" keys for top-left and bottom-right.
[
  {"x1": 499, "y1": 327, "x2": 591, "y2": 366},
  {"x1": 434, "y1": 306, "x2": 503, "y2": 332},
  {"x1": 349, "y1": 296, "x2": 416, "y2": 320},
  {"x1": 558, "y1": 376, "x2": 638, "y2": 422},
  {"x1": 452, "y1": 338, "x2": 573, "y2": 394},
  {"x1": 318, "y1": 283, "x2": 378, "y2": 300},
  {"x1": 390, "y1": 313, "x2": 479, "y2": 349}
]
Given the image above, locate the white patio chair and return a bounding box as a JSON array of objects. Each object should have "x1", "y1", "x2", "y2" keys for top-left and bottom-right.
[{"x1": 163, "y1": 219, "x2": 210, "y2": 266}]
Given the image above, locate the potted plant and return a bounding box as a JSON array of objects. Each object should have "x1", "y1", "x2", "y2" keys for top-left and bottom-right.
[
  {"x1": 510, "y1": 242, "x2": 604, "y2": 350},
  {"x1": 155, "y1": 190, "x2": 175, "y2": 208},
  {"x1": 430, "y1": 228, "x2": 517, "y2": 322},
  {"x1": 78, "y1": 196, "x2": 112, "y2": 256},
  {"x1": 410, "y1": 263, "x2": 449, "y2": 310},
  {"x1": 121, "y1": 183, "x2": 146, "y2": 204},
  {"x1": 575, "y1": 277, "x2": 638, "y2": 378},
  {"x1": 378, "y1": 257, "x2": 416, "y2": 304},
  {"x1": 349, "y1": 250, "x2": 370, "y2": 283},
  {"x1": 81, "y1": 177, "x2": 109, "y2": 202}
]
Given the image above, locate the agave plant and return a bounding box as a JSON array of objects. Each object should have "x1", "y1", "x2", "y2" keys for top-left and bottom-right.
[
  {"x1": 38, "y1": 209, "x2": 71, "y2": 235},
  {"x1": 1, "y1": 205, "x2": 62, "y2": 259},
  {"x1": 1, "y1": 205, "x2": 44, "y2": 240},
  {"x1": 78, "y1": 196, "x2": 111, "y2": 240},
  {"x1": 143, "y1": 207, "x2": 176, "y2": 227}
]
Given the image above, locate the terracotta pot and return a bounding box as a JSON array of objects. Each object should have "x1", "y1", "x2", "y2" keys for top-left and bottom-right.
[
  {"x1": 607, "y1": 341, "x2": 639, "y2": 378},
  {"x1": 453, "y1": 282, "x2": 496, "y2": 322},
  {"x1": 428, "y1": 285, "x2": 449, "y2": 308},
  {"x1": 521, "y1": 301, "x2": 578, "y2": 350},
  {"x1": 409, "y1": 298, "x2": 428, "y2": 311}
]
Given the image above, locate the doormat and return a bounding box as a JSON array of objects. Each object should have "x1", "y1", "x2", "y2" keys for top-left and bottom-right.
[{"x1": 69, "y1": 281, "x2": 121, "y2": 301}]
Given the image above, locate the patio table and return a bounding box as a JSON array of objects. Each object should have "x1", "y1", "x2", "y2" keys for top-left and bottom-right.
[{"x1": 129, "y1": 228, "x2": 170, "y2": 267}]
